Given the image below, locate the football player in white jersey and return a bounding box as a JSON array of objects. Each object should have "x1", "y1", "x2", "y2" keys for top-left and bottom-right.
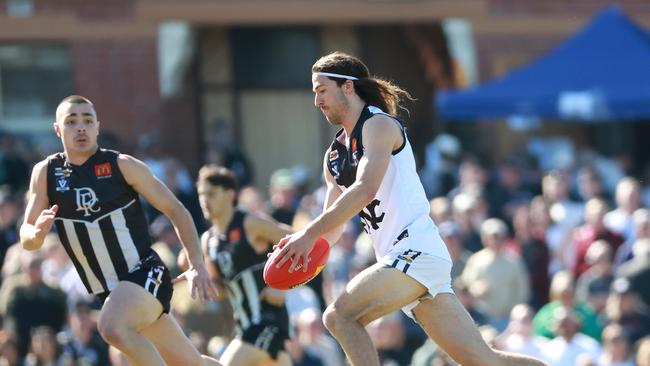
[{"x1": 273, "y1": 53, "x2": 547, "y2": 366}]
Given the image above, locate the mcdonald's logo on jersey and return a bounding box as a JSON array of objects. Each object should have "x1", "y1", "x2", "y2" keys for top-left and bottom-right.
[
  {"x1": 229, "y1": 228, "x2": 241, "y2": 242},
  {"x1": 94, "y1": 162, "x2": 112, "y2": 178}
]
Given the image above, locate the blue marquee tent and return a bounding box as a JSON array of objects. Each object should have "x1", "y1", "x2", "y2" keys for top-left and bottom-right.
[{"x1": 436, "y1": 5, "x2": 650, "y2": 121}]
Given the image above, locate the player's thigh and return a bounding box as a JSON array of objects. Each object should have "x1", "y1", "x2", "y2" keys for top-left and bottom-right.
[
  {"x1": 98, "y1": 281, "x2": 163, "y2": 332},
  {"x1": 331, "y1": 262, "x2": 429, "y2": 325},
  {"x1": 140, "y1": 313, "x2": 204, "y2": 365},
  {"x1": 412, "y1": 293, "x2": 497, "y2": 364},
  {"x1": 220, "y1": 339, "x2": 271, "y2": 366}
]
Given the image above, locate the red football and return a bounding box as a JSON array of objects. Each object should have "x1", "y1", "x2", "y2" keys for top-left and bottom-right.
[{"x1": 263, "y1": 237, "x2": 330, "y2": 290}]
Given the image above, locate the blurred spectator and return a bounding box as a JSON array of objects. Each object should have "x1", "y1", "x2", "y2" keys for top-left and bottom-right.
[
  {"x1": 495, "y1": 304, "x2": 546, "y2": 360},
  {"x1": 60, "y1": 300, "x2": 109, "y2": 366},
  {"x1": 23, "y1": 326, "x2": 67, "y2": 366},
  {"x1": 325, "y1": 221, "x2": 361, "y2": 299},
  {"x1": 575, "y1": 165, "x2": 611, "y2": 205},
  {"x1": 605, "y1": 278, "x2": 650, "y2": 344},
  {"x1": 419, "y1": 134, "x2": 460, "y2": 199},
  {"x1": 533, "y1": 270, "x2": 603, "y2": 341},
  {"x1": 616, "y1": 238, "x2": 650, "y2": 307},
  {"x1": 637, "y1": 336, "x2": 650, "y2": 366},
  {"x1": 2, "y1": 252, "x2": 67, "y2": 358},
  {"x1": 0, "y1": 134, "x2": 29, "y2": 193},
  {"x1": 149, "y1": 215, "x2": 182, "y2": 278},
  {"x1": 486, "y1": 159, "x2": 534, "y2": 221},
  {"x1": 460, "y1": 218, "x2": 530, "y2": 330},
  {"x1": 539, "y1": 307, "x2": 602, "y2": 366},
  {"x1": 0, "y1": 331, "x2": 19, "y2": 366},
  {"x1": 429, "y1": 196, "x2": 452, "y2": 225},
  {"x1": 447, "y1": 157, "x2": 488, "y2": 202},
  {"x1": 542, "y1": 170, "x2": 584, "y2": 274},
  {"x1": 162, "y1": 158, "x2": 205, "y2": 231},
  {"x1": 572, "y1": 198, "x2": 624, "y2": 278},
  {"x1": 204, "y1": 146, "x2": 254, "y2": 188},
  {"x1": 294, "y1": 308, "x2": 344, "y2": 366},
  {"x1": 238, "y1": 186, "x2": 268, "y2": 218},
  {"x1": 575, "y1": 240, "x2": 615, "y2": 314},
  {"x1": 505, "y1": 204, "x2": 550, "y2": 309},
  {"x1": 0, "y1": 190, "x2": 21, "y2": 274},
  {"x1": 367, "y1": 312, "x2": 410, "y2": 366},
  {"x1": 108, "y1": 346, "x2": 131, "y2": 366},
  {"x1": 39, "y1": 234, "x2": 72, "y2": 289},
  {"x1": 604, "y1": 177, "x2": 642, "y2": 242},
  {"x1": 267, "y1": 168, "x2": 298, "y2": 226},
  {"x1": 439, "y1": 222, "x2": 471, "y2": 280},
  {"x1": 597, "y1": 323, "x2": 634, "y2": 366},
  {"x1": 451, "y1": 193, "x2": 482, "y2": 253},
  {"x1": 615, "y1": 208, "x2": 650, "y2": 266},
  {"x1": 452, "y1": 278, "x2": 487, "y2": 326},
  {"x1": 284, "y1": 336, "x2": 324, "y2": 366}
]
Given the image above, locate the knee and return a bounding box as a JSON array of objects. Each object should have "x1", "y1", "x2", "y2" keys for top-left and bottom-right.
[
  {"x1": 323, "y1": 305, "x2": 353, "y2": 334},
  {"x1": 97, "y1": 319, "x2": 130, "y2": 347}
]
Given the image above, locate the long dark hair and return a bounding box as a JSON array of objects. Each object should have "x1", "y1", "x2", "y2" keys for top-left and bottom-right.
[{"x1": 311, "y1": 52, "x2": 413, "y2": 116}]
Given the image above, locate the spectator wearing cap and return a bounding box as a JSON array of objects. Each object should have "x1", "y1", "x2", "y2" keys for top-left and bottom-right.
[
  {"x1": 576, "y1": 240, "x2": 615, "y2": 314},
  {"x1": 539, "y1": 307, "x2": 602, "y2": 366},
  {"x1": 616, "y1": 238, "x2": 650, "y2": 307},
  {"x1": 461, "y1": 218, "x2": 530, "y2": 331},
  {"x1": 533, "y1": 270, "x2": 603, "y2": 341},
  {"x1": 438, "y1": 222, "x2": 471, "y2": 280}
]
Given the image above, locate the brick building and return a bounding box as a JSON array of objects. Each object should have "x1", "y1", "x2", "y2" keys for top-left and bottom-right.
[{"x1": 1, "y1": 0, "x2": 649, "y2": 187}]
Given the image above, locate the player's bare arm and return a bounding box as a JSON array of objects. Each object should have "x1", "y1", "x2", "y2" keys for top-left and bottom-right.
[
  {"x1": 117, "y1": 154, "x2": 218, "y2": 301},
  {"x1": 20, "y1": 160, "x2": 57, "y2": 251},
  {"x1": 244, "y1": 215, "x2": 292, "y2": 254},
  {"x1": 275, "y1": 115, "x2": 402, "y2": 271}
]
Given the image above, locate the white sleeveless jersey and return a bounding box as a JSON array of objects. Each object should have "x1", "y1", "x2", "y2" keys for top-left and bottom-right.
[{"x1": 326, "y1": 106, "x2": 451, "y2": 261}]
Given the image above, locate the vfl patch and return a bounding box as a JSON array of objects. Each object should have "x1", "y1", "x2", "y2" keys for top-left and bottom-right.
[
  {"x1": 329, "y1": 150, "x2": 339, "y2": 161},
  {"x1": 55, "y1": 176, "x2": 70, "y2": 192},
  {"x1": 94, "y1": 162, "x2": 112, "y2": 178}
]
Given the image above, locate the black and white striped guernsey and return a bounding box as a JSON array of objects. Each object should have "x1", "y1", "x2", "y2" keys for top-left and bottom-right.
[
  {"x1": 47, "y1": 148, "x2": 153, "y2": 295},
  {"x1": 206, "y1": 209, "x2": 288, "y2": 332}
]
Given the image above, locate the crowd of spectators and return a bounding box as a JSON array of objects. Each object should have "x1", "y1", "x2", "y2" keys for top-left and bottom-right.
[{"x1": 0, "y1": 130, "x2": 649, "y2": 366}]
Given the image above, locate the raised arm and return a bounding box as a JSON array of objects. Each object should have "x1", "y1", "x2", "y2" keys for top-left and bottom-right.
[
  {"x1": 20, "y1": 160, "x2": 57, "y2": 251},
  {"x1": 118, "y1": 154, "x2": 217, "y2": 301}
]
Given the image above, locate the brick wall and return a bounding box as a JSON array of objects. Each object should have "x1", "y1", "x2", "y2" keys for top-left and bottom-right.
[
  {"x1": 487, "y1": 0, "x2": 650, "y2": 15},
  {"x1": 70, "y1": 40, "x2": 162, "y2": 154}
]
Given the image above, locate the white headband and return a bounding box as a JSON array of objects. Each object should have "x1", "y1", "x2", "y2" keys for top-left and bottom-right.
[{"x1": 313, "y1": 72, "x2": 359, "y2": 81}]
